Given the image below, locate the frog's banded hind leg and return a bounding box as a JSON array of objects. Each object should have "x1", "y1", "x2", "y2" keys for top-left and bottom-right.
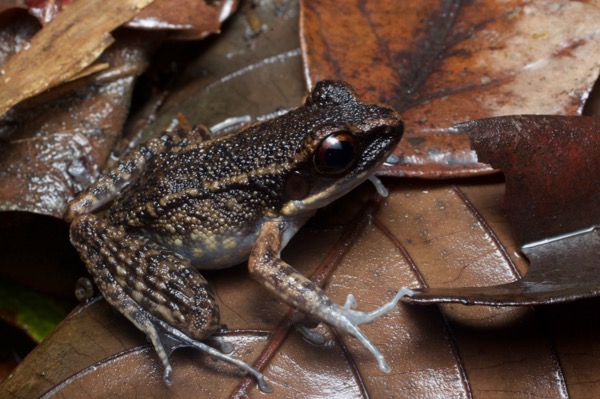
[
  {"x1": 64, "y1": 126, "x2": 211, "y2": 222},
  {"x1": 70, "y1": 213, "x2": 270, "y2": 392},
  {"x1": 249, "y1": 219, "x2": 413, "y2": 373}
]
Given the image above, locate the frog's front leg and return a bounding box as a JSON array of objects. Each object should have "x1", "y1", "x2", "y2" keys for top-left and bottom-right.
[
  {"x1": 69, "y1": 213, "x2": 270, "y2": 392},
  {"x1": 64, "y1": 126, "x2": 210, "y2": 222},
  {"x1": 249, "y1": 219, "x2": 413, "y2": 372}
]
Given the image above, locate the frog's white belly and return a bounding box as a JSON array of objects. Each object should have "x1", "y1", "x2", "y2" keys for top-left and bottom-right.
[{"x1": 146, "y1": 214, "x2": 311, "y2": 270}]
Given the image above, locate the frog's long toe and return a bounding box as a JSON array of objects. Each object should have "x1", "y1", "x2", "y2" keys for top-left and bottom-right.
[
  {"x1": 295, "y1": 324, "x2": 327, "y2": 345},
  {"x1": 343, "y1": 287, "x2": 415, "y2": 325},
  {"x1": 330, "y1": 287, "x2": 416, "y2": 373},
  {"x1": 157, "y1": 321, "x2": 272, "y2": 393}
]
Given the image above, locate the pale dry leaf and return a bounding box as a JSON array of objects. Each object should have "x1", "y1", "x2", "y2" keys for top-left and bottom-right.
[{"x1": 0, "y1": 0, "x2": 155, "y2": 115}]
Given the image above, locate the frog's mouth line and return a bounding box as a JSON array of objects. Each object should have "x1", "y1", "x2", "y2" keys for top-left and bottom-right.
[{"x1": 280, "y1": 158, "x2": 388, "y2": 216}]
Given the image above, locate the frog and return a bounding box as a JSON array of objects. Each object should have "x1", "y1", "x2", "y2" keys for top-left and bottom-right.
[{"x1": 64, "y1": 80, "x2": 407, "y2": 392}]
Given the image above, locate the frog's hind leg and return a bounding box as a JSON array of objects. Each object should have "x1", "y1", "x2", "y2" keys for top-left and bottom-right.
[
  {"x1": 69, "y1": 213, "x2": 270, "y2": 392},
  {"x1": 249, "y1": 219, "x2": 414, "y2": 373}
]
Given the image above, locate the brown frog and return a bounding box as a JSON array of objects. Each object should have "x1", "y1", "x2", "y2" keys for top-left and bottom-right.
[{"x1": 64, "y1": 80, "x2": 406, "y2": 391}]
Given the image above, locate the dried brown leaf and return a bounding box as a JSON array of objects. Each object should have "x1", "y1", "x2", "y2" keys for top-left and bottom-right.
[
  {"x1": 0, "y1": 0, "x2": 155, "y2": 115},
  {"x1": 300, "y1": 0, "x2": 600, "y2": 177}
]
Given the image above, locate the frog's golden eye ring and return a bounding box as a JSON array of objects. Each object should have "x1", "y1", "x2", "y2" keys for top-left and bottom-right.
[
  {"x1": 314, "y1": 132, "x2": 357, "y2": 176},
  {"x1": 284, "y1": 170, "x2": 311, "y2": 200}
]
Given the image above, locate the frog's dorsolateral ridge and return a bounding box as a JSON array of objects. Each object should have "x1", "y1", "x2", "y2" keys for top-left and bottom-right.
[{"x1": 65, "y1": 80, "x2": 405, "y2": 392}]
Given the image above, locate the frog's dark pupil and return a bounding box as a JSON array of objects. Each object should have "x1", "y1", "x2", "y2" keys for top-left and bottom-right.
[{"x1": 315, "y1": 133, "x2": 356, "y2": 175}]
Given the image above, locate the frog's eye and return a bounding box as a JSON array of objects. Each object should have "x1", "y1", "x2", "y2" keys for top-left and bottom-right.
[{"x1": 314, "y1": 132, "x2": 357, "y2": 176}]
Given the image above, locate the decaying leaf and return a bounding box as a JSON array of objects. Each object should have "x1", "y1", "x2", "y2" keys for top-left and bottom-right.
[
  {"x1": 0, "y1": 33, "x2": 153, "y2": 217},
  {"x1": 135, "y1": 0, "x2": 304, "y2": 145},
  {"x1": 406, "y1": 115, "x2": 600, "y2": 305},
  {"x1": 0, "y1": 0, "x2": 156, "y2": 115},
  {"x1": 300, "y1": 0, "x2": 600, "y2": 177}
]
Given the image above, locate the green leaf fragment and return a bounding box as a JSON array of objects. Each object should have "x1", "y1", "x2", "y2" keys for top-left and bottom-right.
[{"x1": 0, "y1": 278, "x2": 69, "y2": 343}]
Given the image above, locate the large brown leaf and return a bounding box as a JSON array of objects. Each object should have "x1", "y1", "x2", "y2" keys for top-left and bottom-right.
[
  {"x1": 301, "y1": 0, "x2": 600, "y2": 177},
  {"x1": 5, "y1": 179, "x2": 600, "y2": 397}
]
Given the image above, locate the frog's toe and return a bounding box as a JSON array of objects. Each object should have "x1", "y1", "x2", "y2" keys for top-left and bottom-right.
[
  {"x1": 344, "y1": 287, "x2": 415, "y2": 325},
  {"x1": 162, "y1": 364, "x2": 174, "y2": 385},
  {"x1": 206, "y1": 335, "x2": 234, "y2": 354},
  {"x1": 295, "y1": 324, "x2": 327, "y2": 345},
  {"x1": 328, "y1": 288, "x2": 416, "y2": 373},
  {"x1": 343, "y1": 293, "x2": 358, "y2": 310},
  {"x1": 156, "y1": 320, "x2": 272, "y2": 393},
  {"x1": 74, "y1": 277, "x2": 95, "y2": 303}
]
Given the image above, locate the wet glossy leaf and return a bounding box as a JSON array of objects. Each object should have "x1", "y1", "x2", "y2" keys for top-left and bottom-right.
[
  {"x1": 407, "y1": 115, "x2": 600, "y2": 305},
  {"x1": 5, "y1": 180, "x2": 600, "y2": 397},
  {"x1": 301, "y1": 0, "x2": 600, "y2": 177},
  {"x1": 131, "y1": 0, "x2": 304, "y2": 146}
]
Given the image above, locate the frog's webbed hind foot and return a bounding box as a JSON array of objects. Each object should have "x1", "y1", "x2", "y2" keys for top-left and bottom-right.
[
  {"x1": 121, "y1": 306, "x2": 271, "y2": 392},
  {"x1": 150, "y1": 320, "x2": 271, "y2": 393}
]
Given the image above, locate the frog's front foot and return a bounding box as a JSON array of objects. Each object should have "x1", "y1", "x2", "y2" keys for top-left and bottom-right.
[
  {"x1": 251, "y1": 220, "x2": 415, "y2": 373},
  {"x1": 330, "y1": 287, "x2": 415, "y2": 372},
  {"x1": 294, "y1": 288, "x2": 415, "y2": 362}
]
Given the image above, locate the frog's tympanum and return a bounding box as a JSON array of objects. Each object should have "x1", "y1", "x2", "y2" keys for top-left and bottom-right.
[{"x1": 64, "y1": 80, "x2": 405, "y2": 392}]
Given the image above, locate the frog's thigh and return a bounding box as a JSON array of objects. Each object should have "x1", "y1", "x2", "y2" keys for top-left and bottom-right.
[
  {"x1": 248, "y1": 219, "x2": 335, "y2": 319},
  {"x1": 69, "y1": 213, "x2": 220, "y2": 342}
]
